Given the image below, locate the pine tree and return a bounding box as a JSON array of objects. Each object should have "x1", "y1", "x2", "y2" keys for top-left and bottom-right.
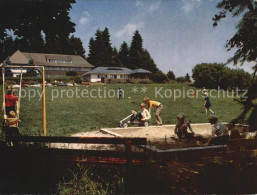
[
  {"x1": 141, "y1": 49, "x2": 158, "y2": 72},
  {"x1": 119, "y1": 41, "x2": 130, "y2": 67},
  {"x1": 67, "y1": 35, "x2": 86, "y2": 58},
  {"x1": 112, "y1": 47, "x2": 122, "y2": 67},
  {"x1": 87, "y1": 28, "x2": 113, "y2": 67},
  {"x1": 129, "y1": 30, "x2": 143, "y2": 69},
  {"x1": 101, "y1": 27, "x2": 113, "y2": 66}
]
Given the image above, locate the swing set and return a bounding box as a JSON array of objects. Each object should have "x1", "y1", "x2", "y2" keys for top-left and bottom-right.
[{"x1": 0, "y1": 64, "x2": 47, "y2": 136}]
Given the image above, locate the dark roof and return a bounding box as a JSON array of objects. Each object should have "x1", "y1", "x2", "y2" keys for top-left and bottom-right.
[
  {"x1": 8, "y1": 50, "x2": 94, "y2": 68},
  {"x1": 84, "y1": 67, "x2": 132, "y2": 75},
  {"x1": 131, "y1": 68, "x2": 152, "y2": 74},
  {"x1": 82, "y1": 67, "x2": 152, "y2": 75}
]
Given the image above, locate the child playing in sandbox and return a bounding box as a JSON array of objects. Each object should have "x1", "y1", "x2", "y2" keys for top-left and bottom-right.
[
  {"x1": 174, "y1": 113, "x2": 194, "y2": 139},
  {"x1": 207, "y1": 115, "x2": 229, "y2": 145}
]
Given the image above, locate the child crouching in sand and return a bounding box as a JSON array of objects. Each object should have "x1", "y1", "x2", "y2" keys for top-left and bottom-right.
[{"x1": 174, "y1": 113, "x2": 194, "y2": 139}]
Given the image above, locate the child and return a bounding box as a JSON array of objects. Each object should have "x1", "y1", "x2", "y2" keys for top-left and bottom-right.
[
  {"x1": 4, "y1": 111, "x2": 20, "y2": 146},
  {"x1": 207, "y1": 115, "x2": 229, "y2": 145},
  {"x1": 203, "y1": 92, "x2": 214, "y2": 114},
  {"x1": 130, "y1": 103, "x2": 151, "y2": 126},
  {"x1": 143, "y1": 97, "x2": 163, "y2": 125},
  {"x1": 118, "y1": 87, "x2": 123, "y2": 99},
  {"x1": 174, "y1": 113, "x2": 194, "y2": 139},
  {"x1": 2, "y1": 85, "x2": 19, "y2": 117}
]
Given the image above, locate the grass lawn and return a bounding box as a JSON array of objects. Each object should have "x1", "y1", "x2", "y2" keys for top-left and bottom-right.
[{"x1": 0, "y1": 83, "x2": 243, "y2": 136}]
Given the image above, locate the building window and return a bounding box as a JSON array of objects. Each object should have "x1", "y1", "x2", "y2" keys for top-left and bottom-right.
[{"x1": 48, "y1": 59, "x2": 72, "y2": 63}]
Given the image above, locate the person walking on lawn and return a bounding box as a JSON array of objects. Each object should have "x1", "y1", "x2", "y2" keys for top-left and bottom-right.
[{"x1": 144, "y1": 96, "x2": 163, "y2": 125}]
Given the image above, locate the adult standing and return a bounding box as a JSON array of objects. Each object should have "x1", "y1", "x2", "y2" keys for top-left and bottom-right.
[
  {"x1": 2, "y1": 85, "x2": 19, "y2": 117},
  {"x1": 144, "y1": 97, "x2": 163, "y2": 125}
]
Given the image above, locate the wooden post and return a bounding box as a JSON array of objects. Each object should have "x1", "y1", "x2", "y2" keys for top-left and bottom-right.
[
  {"x1": 2, "y1": 66, "x2": 5, "y2": 116},
  {"x1": 42, "y1": 67, "x2": 46, "y2": 136}
]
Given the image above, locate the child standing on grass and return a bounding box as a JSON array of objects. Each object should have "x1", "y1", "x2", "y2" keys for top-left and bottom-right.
[
  {"x1": 174, "y1": 113, "x2": 194, "y2": 139},
  {"x1": 143, "y1": 97, "x2": 163, "y2": 125},
  {"x1": 118, "y1": 87, "x2": 123, "y2": 99},
  {"x1": 207, "y1": 115, "x2": 229, "y2": 145},
  {"x1": 203, "y1": 92, "x2": 214, "y2": 114}
]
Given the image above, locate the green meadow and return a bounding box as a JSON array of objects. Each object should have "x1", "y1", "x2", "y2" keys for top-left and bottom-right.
[{"x1": 1, "y1": 83, "x2": 243, "y2": 136}]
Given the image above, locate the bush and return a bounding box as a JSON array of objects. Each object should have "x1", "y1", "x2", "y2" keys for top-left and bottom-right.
[
  {"x1": 176, "y1": 77, "x2": 187, "y2": 83},
  {"x1": 150, "y1": 70, "x2": 169, "y2": 83},
  {"x1": 57, "y1": 164, "x2": 124, "y2": 195}
]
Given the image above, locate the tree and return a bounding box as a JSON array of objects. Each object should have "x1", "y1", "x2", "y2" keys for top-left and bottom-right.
[
  {"x1": 129, "y1": 30, "x2": 143, "y2": 69},
  {"x1": 112, "y1": 47, "x2": 122, "y2": 67},
  {"x1": 192, "y1": 63, "x2": 251, "y2": 89},
  {"x1": 24, "y1": 57, "x2": 38, "y2": 77},
  {"x1": 167, "y1": 71, "x2": 176, "y2": 80},
  {"x1": 213, "y1": 0, "x2": 257, "y2": 130},
  {"x1": 140, "y1": 49, "x2": 158, "y2": 72},
  {"x1": 185, "y1": 73, "x2": 191, "y2": 82},
  {"x1": 119, "y1": 41, "x2": 130, "y2": 67},
  {"x1": 0, "y1": 0, "x2": 76, "y2": 59},
  {"x1": 67, "y1": 35, "x2": 86, "y2": 58},
  {"x1": 87, "y1": 28, "x2": 113, "y2": 67}
]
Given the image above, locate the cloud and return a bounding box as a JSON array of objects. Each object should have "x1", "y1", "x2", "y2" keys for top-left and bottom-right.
[
  {"x1": 79, "y1": 11, "x2": 91, "y2": 25},
  {"x1": 114, "y1": 22, "x2": 144, "y2": 38},
  {"x1": 181, "y1": 0, "x2": 200, "y2": 13},
  {"x1": 136, "y1": 0, "x2": 141, "y2": 7},
  {"x1": 79, "y1": 17, "x2": 89, "y2": 24},
  {"x1": 148, "y1": 1, "x2": 161, "y2": 13}
]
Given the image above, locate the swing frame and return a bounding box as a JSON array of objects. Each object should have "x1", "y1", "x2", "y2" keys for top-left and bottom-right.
[{"x1": 1, "y1": 64, "x2": 47, "y2": 136}]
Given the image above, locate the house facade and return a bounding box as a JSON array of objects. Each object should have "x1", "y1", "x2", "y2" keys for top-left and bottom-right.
[
  {"x1": 82, "y1": 67, "x2": 152, "y2": 83},
  {"x1": 5, "y1": 50, "x2": 94, "y2": 77}
]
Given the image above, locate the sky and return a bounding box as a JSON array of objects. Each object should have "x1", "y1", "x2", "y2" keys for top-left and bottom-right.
[{"x1": 69, "y1": 0, "x2": 254, "y2": 77}]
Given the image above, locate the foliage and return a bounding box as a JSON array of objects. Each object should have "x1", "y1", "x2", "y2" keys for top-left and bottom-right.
[
  {"x1": 167, "y1": 71, "x2": 176, "y2": 80},
  {"x1": 231, "y1": 80, "x2": 257, "y2": 131},
  {"x1": 119, "y1": 41, "x2": 130, "y2": 67},
  {"x1": 192, "y1": 63, "x2": 251, "y2": 89},
  {"x1": 176, "y1": 77, "x2": 187, "y2": 83},
  {"x1": 213, "y1": 0, "x2": 257, "y2": 129},
  {"x1": 185, "y1": 73, "x2": 191, "y2": 82},
  {"x1": 128, "y1": 30, "x2": 158, "y2": 72},
  {"x1": 0, "y1": 0, "x2": 86, "y2": 61},
  {"x1": 112, "y1": 47, "x2": 122, "y2": 67},
  {"x1": 128, "y1": 30, "x2": 143, "y2": 70},
  {"x1": 24, "y1": 57, "x2": 38, "y2": 77},
  {"x1": 87, "y1": 28, "x2": 113, "y2": 67},
  {"x1": 57, "y1": 164, "x2": 124, "y2": 195},
  {"x1": 66, "y1": 35, "x2": 86, "y2": 58},
  {"x1": 213, "y1": 0, "x2": 257, "y2": 66},
  {"x1": 150, "y1": 70, "x2": 169, "y2": 83}
]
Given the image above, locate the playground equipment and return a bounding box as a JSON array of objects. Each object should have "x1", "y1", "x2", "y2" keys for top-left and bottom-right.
[{"x1": 0, "y1": 64, "x2": 47, "y2": 136}]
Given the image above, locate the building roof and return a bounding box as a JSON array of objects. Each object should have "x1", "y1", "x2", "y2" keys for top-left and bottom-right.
[
  {"x1": 82, "y1": 67, "x2": 151, "y2": 76},
  {"x1": 131, "y1": 68, "x2": 152, "y2": 74},
  {"x1": 7, "y1": 50, "x2": 94, "y2": 68}
]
